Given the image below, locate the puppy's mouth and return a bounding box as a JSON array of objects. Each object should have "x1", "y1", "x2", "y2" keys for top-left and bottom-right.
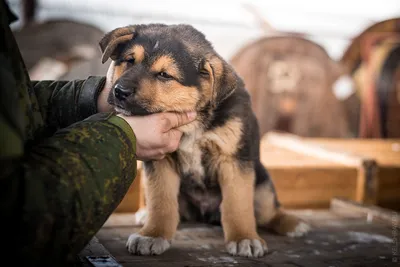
[
  {"x1": 107, "y1": 89, "x2": 157, "y2": 116},
  {"x1": 114, "y1": 102, "x2": 155, "y2": 116}
]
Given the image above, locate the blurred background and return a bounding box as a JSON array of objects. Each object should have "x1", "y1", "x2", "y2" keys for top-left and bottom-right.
[
  {"x1": 6, "y1": 0, "x2": 400, "y2": 212},
  {"x1": 7, "y1": 0, "x2": 400, "y2": 139}
]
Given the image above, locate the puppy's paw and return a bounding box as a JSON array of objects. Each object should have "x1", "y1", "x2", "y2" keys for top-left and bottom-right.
[
  {"x1": 226, "y1": 238, "x2": 268, "y2": 257},
  {"x1": 286, "y1": 221, "x2": 311, "y2": 237},
  {"x1": 126, "y1": 233, "x2": 171, "y2": 255}
]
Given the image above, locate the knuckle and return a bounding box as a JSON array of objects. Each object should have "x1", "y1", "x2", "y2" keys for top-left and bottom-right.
[
  {"x1": 177, "y1": 113, "x2": 184, "y2": 125},
  {"x1": 158, "y1": 148, "x2": 167, "y2": 156},
  {"x1": 160, "y1": 118, "x2": 170, "y2": 131}
]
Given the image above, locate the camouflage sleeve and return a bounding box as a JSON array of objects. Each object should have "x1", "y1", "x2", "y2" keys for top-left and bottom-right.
[
  {"x1": 31, "y1": 76, "x2": 107, "y2": 131},
  {"x1": 2, "y1": 112, "x2": 137, "y2": 264},
  {"x1": 1, "y1": 2, "x2": 138, "y2": 264}
]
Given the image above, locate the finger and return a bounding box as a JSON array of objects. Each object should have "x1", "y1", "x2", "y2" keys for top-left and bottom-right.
[
  {"x1": 160, "y1": 111, "x2": 197, "y2": 132},
  {"x1": 164, "y1": 129, "x2": 183, "y2": 152},
  {"x1": 154, "y1": 149, "x2": 166, "y2": 160},
  {"x1": 137, "y1": 150, "x2": 166, "y2": 161}
]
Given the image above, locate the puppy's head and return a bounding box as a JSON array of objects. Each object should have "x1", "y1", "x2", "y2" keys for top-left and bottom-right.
[{"x1": 99, "y1": 24, "x2": 242, "y2": 116}]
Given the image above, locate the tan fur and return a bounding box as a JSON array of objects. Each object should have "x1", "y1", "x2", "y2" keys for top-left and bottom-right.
[
  {"x1": 200, "y1": 118, "x2": 264, "y2": 244},
  {"x1": 202, "y1": 118, "x2": 243, "y2": 156},
  {"x1": 254, "y1": 181, "x2": 310, "y2": 236},
  {"x1": 137, "y1": 79, "x2": 199, "y2": 112},
  {"x1": 112, "y1": 63, "x2": 127, "y2": 85},
  {"x1": 200, "y1": 61, "x2": 215, "y2": 101},
  {"x1": 150, "y1": 55, "x2": 182, "y2": 80},
  {"x1": 267, "y1": 210, "x2": 307, "y2": 236},
  {"x1": 123, "y1": 45, "x2": 145, "y2": 64},
  {"x1": 254, "y1": 182, "x2": 278, "y2": 225},
  {"x1": 139, "y1": 158, "x2": 180, "y2": 240},
  {"x1": 217, "y1": 160, "x2": 264, "y2": 244},
  {"x1": 207, "y1": 56, "x2": 224, "y2": 103}
]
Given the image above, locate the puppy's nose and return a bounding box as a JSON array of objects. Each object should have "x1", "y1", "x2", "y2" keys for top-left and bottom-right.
[{"x1": 114, "y1": 84, "x2": 132, "y2": 100}]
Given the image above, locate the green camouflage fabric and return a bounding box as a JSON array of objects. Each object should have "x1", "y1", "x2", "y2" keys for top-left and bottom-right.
[{"x1": 0, "y1": 1, "x2": 137, "y2": 265}]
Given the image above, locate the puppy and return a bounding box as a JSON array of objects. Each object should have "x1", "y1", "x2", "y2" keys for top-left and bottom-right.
[{"x1": 99, "y1": 24, "x2": 310, "y2": 257}]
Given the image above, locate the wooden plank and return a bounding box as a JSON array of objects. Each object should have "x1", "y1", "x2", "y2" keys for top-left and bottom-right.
[
  {"x1": 269, "y1": 168, "x2": 358, "y2": 209},
  {"x1": 263, "y1": 132, "x2": 379, "y2": 205},
  {"x1": 305, "y1": 139, "x2": 400, "y2": 208},
  {"x1": 330, "y1": 197, "x2": 397, "y2": 225},
  {"x1": 97, "y1": 208, "x2": 395, "y2": 267},
  {"x1": 378, "y1": 168, "x2": 400, "y2": 210},
  {"x1": 305, "y1": 138, "x2": 400, "y2": 167},
  {"x1": 264, "y1": 132, "x2": 376, "y2": 167},
  {"x1": 119, "y1": 134, "x2": 398, "y2": 212},
  {"x1": 260, "y1": 142, "x2": 351, "y2": 168}
]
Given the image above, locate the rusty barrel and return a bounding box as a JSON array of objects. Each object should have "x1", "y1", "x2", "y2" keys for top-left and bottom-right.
[{"x1": 230, "y1": 35, "x2": 349, "y2": 138}]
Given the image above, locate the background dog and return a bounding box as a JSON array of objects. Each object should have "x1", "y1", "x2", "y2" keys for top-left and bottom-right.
[{"x1": 99, "y1": 23, "x2": 310, "y2": 257}]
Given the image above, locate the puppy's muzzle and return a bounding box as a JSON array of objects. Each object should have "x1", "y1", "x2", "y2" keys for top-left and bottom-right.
[{"x1": 114, "y1": 84, "x2": 134, "y2": 101}]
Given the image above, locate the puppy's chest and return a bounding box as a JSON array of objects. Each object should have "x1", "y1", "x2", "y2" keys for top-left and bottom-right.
[{"x1": 176, "y1": 132, "x2": 207, "y2": 183}]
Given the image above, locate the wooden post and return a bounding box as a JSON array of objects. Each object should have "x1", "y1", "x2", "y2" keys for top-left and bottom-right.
[{"x1": 263, "y1": 131, "x2": 379, "y2": 204}]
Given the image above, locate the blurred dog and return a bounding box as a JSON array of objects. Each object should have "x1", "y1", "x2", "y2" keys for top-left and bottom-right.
[{"x1": 99, "y1": 24, "x2": 310, "y2": 257}]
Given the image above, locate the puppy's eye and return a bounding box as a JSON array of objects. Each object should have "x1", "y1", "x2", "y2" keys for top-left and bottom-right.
[
  {"x1": 124, "y1": 58, "x2": 135, "y2": 65},
  {"x1": 157, "y1": 72, "x2": 173, "y2": 80}
]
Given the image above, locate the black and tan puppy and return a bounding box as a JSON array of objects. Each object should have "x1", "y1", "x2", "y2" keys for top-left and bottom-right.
[{"x1": 99, "y1": 24, "x2": 310, "y2": 257}]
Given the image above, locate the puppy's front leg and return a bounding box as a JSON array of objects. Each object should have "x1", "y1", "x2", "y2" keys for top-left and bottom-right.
[
  {"x1": 218, "y1": 160, "x2": 268, "y2": 257},
  {"x1": 126, "y1": 158, "x2": 180, "y2": 255}
]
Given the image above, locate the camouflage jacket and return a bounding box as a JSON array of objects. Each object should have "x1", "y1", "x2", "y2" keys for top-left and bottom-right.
[{"x1": 0, "y1": 1, "x2": 137, "y2": 265}]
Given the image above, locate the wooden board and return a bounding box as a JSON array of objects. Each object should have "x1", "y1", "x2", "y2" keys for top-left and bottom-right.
[
  {"x1": 302, "y1": 137, "x2": 400, "y2": 210},
  {"x1": 261, "y1": 132, "x2": 400, "y2": 210},
  {"x1": 95, "y1": 199, "x2": 399, "y2": 267},
  {"x1": 115, "y1": 132, "x2": 400, "y2": 212}
]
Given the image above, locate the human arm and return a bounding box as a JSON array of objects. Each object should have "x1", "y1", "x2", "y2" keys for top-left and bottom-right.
[
  {"x1": 1, "y1": 111, "x2": 137, "y2": 264},
  {"x1": 31, "y1": 76, "x2": 107, "y2": 131}
]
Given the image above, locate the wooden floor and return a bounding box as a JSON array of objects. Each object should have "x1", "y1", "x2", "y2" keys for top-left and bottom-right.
[{"x1": 89, "y1": 200, "x2": 398, "y2": 267}]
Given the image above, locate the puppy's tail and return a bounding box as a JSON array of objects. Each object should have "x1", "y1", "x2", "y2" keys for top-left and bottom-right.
[{"x1": 266, "y1": 209, "x2": 311, "y2": 237}]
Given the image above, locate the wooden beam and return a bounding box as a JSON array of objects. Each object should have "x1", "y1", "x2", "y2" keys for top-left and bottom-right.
[
  {"x1": 263, "y1": 131, "x2": 379, "y2": 204},
  {"x1": 330, "y1": 197, "x2": 397, "y2": 225},
  {"x1": 264, "y1": 131, "x2": 374, "y2": 166}
]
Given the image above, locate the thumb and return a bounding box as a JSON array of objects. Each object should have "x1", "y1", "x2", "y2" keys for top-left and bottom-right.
[{"x1": 161, "y1": 111, "x2": 197, "y2": 132}]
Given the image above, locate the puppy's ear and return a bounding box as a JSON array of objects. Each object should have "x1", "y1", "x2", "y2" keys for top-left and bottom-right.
[
  {"x1": 99, "y1": 26, "x2": 135, "y2": 64},
  {"x1": 204, "y1": 55, "x2": 243, "y2": 107}
]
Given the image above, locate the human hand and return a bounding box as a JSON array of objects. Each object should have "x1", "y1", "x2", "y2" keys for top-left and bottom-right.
[
  {"x1": 97, "y1": 61, "x2": 115, "y2": 113},
  {"x1": 117, "y1": 111, "x2": 197, "y2": 161}
]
